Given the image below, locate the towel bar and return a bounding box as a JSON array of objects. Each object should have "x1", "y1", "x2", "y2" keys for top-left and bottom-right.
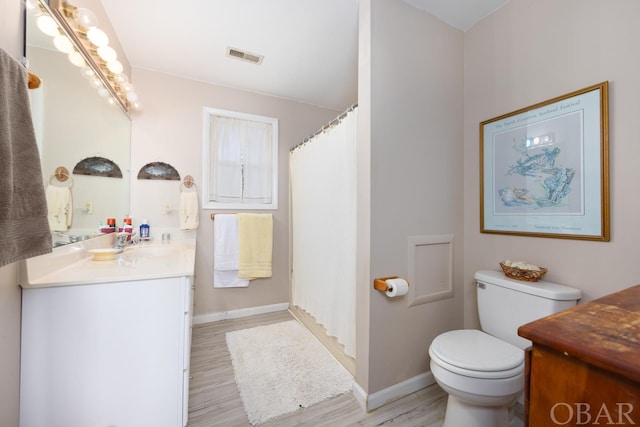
[{"x1": 210, "y1": 213, "x2": 239, "y2": 220}]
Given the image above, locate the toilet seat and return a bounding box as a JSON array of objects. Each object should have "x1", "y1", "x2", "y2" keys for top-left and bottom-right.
[{"x1": 429, "y1": 330, "x2": 524, "y2": 379}]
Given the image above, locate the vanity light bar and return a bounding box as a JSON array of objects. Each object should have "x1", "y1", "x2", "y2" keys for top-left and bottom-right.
[{"x1": 41, "y1": 0, "x2": 139, "y2": 113}]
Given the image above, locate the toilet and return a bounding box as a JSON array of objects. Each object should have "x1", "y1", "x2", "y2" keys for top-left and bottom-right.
[{"x1": 429, "y1": 270, "x2": 582, "y2": 427}]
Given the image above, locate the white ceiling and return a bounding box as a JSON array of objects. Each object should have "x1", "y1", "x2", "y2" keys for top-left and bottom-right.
[
  {"x1": 403, "y1": 0, "x2": 510, "y2": 32},
  {"x1": 100, "y1": 0, "x2": 509, "y2": 112}
]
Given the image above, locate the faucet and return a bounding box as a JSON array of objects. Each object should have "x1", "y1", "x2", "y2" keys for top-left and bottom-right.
[{"x1": 113, "y1": 231, "x2": 139, "y2": 249}]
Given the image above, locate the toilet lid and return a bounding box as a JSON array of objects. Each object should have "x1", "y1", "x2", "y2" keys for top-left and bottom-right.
[{"x1": 430, "y1": 330, "x2": 524, "y2": 372}]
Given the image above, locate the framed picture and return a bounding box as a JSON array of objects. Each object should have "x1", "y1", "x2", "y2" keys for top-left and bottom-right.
[{"x1": 480, "y1": 82, "x2": 609, "y2": 241}]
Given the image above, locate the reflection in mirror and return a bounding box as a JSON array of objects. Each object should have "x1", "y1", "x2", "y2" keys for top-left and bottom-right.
[{"x1": 26, "y1": 1, "x2": 131, "y2": 246}]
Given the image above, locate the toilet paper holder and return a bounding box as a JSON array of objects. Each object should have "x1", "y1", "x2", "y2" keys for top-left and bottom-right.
[{"x1": 373, "y1": 276, "x2": 409, "y2": 293}]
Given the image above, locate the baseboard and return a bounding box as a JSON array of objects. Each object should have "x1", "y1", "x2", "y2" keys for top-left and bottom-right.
[
  {"x1": 354, "y1": 371, "x2": 435, "y2": 412},
  {"x1": 352, "y1": 381, "x2": 368, "y2": 412},
  {"x1": 193, "y1": 302, "x2": 290, "y2": 325}
]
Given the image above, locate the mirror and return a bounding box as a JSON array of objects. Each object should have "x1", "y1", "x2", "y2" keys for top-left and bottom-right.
[{"x1": 26, "y1": 0, "x2": 131, "y2": 245}]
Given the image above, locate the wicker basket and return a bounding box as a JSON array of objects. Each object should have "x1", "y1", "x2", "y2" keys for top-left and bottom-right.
[{"x1": 499, "y1": 262, "x2": 547, "y2": 282}]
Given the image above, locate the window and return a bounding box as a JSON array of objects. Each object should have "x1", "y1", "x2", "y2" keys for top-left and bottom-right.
[{"x1": 203, "y1": 107, "x2": 278, "y2": 210}]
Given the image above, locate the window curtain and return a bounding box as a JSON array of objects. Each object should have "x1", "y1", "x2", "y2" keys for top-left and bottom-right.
[
  {"x1": 210, "y1": 116, "x2": 272, "y2": 203},
  {"x1": 290, "y1": 108, "x2": 357, "y2": 358},
  {"x1": 243, "y1": 121, "x2": 272, "y2": 203}
]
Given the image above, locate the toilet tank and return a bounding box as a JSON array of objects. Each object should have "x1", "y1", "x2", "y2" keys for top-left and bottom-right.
[{"x1": 475, "y1": 270, "x2": 581, "y2": 349}]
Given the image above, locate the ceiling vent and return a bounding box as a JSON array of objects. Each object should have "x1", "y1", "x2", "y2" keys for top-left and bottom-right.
[{"x1": 226, "y1": 47, "x2": 264, "y2": 65}]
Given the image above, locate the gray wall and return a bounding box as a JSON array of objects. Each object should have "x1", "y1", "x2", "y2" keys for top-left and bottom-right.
[{"x1": 358, "y1": 0, "x2": 464, "y2": 394}]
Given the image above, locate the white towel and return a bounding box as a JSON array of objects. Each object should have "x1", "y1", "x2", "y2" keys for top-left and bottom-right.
[
  {"x1": 179, "y1": 191, "x2": 199, "y2": 230},
  {"x1": 213, "y1": 214, "x2": 249, "y2": 288},
  {"x1": 45, "y1": 185, "x2": 72, "y2": 231}
]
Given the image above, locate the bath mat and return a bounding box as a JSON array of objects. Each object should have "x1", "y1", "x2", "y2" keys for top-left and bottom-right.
[{"x1": 225, "y1": 320, "x2": 353, "y2": 425}]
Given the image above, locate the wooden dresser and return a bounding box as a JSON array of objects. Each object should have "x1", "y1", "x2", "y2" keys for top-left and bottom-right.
[{"x1": 518, "y1": 284, "x2": 640, "y2": 426}]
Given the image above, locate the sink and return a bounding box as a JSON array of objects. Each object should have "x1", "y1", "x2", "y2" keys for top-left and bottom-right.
[{"x1": 121, "y1": 244, "x2": 183, "y2": 259}]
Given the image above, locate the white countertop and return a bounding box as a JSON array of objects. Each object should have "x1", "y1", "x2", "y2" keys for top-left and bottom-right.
[{"x1": 20, "y1": 232, "x2": 196, "y2": 288}]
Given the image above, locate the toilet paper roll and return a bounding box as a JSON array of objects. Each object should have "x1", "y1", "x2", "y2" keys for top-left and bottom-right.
[{"x1": 385, "y1": 278, "x2": 409, "y2": 297}]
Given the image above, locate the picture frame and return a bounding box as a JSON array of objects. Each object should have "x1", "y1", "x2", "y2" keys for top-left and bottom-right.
[{"x1": 480, "y1": 82, "x2": 609, "y2": 241}]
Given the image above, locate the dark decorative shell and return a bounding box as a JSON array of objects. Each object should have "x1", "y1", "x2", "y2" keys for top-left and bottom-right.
[
  {"x1": 137, "y1": 162, "x2": 180, "y2": 180},
  {"x1": 73, "y1": 156, "x2": 123, "y2": 178}
]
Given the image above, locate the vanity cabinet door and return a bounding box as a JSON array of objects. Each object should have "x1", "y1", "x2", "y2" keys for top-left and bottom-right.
[
  {"x1": 20, "y1": 277, "x2": 189, "y2": 427},
  {"x1": 527, "y1": 345, "x2": 640, "y2": 426},
  {"x1": 182, "y1": 276, "x2": 194, "y2": 426},
  {"x1": 520, "y1": 284, "x2": 640, "y2": 426}
]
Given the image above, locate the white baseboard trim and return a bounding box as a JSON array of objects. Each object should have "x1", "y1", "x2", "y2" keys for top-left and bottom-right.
[
  {"x1": 352, "y1": 381, "x2": 368, "y2": 412},
  {"x1": 193, "y1": 302, "x2": 290, "y2": 325},
  {"x1": 354, "y1": 371, "x2": 435, "y2": 412}
]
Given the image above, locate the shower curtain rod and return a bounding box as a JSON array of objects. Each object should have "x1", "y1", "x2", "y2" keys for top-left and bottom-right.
[{"x1": 290, "y1": 103, "x2": 358, "y2": 153}]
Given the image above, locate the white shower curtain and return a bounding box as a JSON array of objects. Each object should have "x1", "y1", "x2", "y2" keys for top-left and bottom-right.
[{"x1": 290, "y1": 107, "x2": 357, "y2": 358}]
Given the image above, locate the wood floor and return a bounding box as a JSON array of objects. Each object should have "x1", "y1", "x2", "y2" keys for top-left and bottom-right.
[{"x1": 187, "y1": 310, "x2": 448, "y2": 427}]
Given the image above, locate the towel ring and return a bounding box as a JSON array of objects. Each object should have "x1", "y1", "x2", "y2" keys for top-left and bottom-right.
[
  {"x1": 49, "y1": 167, "x2": 74, "y2": 188},
  {"x1": 180, "y1": 175, "x2": 197, "y2": 192}
]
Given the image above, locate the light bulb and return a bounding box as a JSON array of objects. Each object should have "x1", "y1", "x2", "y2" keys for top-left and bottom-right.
[
  {"x1": 97, "y1": 46, "x2": 117, "y2": 62},
  {"x1": 87, "y1": 28, "x2": 108, "y2": 47},
  {"x1": 72, "y1": 8, "x2": 98, "y2": 28},
  {"x1": 89, "y1": 77, "x2": 103, "y2": 89},
  {"x1": 98, "y1": 87, "x2": 110, "y2": 97},
  {"x1": 131, "y1": 101, "x2": 143, "y2": 111},
  {"x1": 80, "y1": 66, "x2": 95, "y2": 79},
  {"x1": 36, "y1": 15, "x2": 59, "y2": 37},
  {"x1": 115, "y1": 73, "x2": 128, "y2": 84},
  {"x1": 53, "y1": 35, "x2": 74, "y2": 54},
  {"x1": 125, "y1": 91, "x2": 138, "y2": 103},
  {"x1": 68, "y1": 51, "x2": 86, "y2": 67},
  {"x1": 121, "y1": 82, "x2": 134, "y2": 93},
  {"x1": 107, "y1": 97, "x2": 116, "y2": 105},
  {"x1": 107, "y1": 60, "x2": 123, "y2": 74}
]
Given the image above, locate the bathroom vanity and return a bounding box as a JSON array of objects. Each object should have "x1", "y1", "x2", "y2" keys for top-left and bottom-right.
[
  {"x1": 518, "y1": 284, "x2": 640, "y2": 426},
  {"x1": 19, "y1": 233, "x2": 196, "y2": 427}
]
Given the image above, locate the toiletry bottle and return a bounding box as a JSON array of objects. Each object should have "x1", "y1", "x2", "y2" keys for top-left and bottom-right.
[
  {"x1": 140, "y1": 219, "x2": 150, "y2": 240},
  {"x1": 124, "y1": 217, "x2": 133, "y2": 241},
  {"x1": 102, "y1": 218, "x2": 116, "y2": 233}
]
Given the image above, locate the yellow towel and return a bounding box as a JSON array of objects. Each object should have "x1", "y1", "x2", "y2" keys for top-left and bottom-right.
[{"x1": 237, "y1": 213, "x2": 273, "y2": 279}]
